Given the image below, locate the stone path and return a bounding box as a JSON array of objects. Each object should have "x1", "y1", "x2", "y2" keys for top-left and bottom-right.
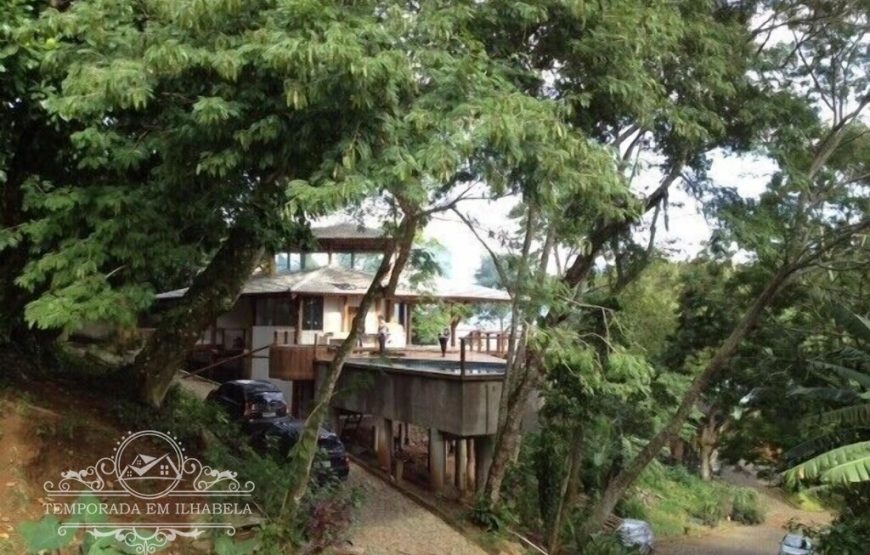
[{"x1": 346, "y1": 463, "x2": 487, "y2": 555}]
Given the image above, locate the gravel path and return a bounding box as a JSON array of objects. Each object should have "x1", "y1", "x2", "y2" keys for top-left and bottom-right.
[
  {"x1": 346, "y1": 464, "x2": 487, "y2": 555},
  {"x1": 657, "y1": 469, "x2": 831, "y2": 555}
]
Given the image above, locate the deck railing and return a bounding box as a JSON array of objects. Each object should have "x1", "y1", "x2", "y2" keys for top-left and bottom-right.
[{"x1": 465, "y1": 330, "x2": 509, "y2": 356}]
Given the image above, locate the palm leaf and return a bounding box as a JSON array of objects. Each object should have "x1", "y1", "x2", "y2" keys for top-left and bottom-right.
[
  {"x1": 838, "y1": 346, "x2": 870, "y2": 369},
  {"x1": 783, "y1": 427, "x2": 870, "y2": 464},
  {"x1": 788, "y1": 386, "x2": 862, "y2": 404},
  {"x1": 815, "y1": 404, "x2": 870, "y2": 427},
  {"x1": 832, "y1": 306, "x2": 870, "y2": 344},
  {"x1": 784, "y1": 441, "x2": 870, "y2": 484},
  {"x1": 821, "y1": 453, "x2": 870, "y2": 485},
  {"x1": 809, "y1": 361, "x2": 870, "y2": 389}
]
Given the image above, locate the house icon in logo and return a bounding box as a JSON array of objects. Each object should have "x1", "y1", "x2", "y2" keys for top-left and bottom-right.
[{"x1": 120, "y1": 453, "x2": 181, "y2": 481}]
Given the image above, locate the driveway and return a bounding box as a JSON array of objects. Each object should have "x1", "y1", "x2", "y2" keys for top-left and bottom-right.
[{"x1": 346, "y1": 464, "x2": 487, "y2": 555}]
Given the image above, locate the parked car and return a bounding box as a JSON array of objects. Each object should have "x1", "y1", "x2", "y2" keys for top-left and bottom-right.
[
  {"x1": 207, "y1": 380, "x2": 349, "y2": 480},
  {"x1": 779, "y1": 533, "x2": 814, "y2": 555},
  {"x1": 617, "y1": 519, "x2": 655, "y2": 554}
]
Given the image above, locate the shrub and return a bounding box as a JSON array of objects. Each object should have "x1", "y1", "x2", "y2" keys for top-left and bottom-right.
[
  {"x1": 693, "y1": 496, "x2": 729, "y2": 527},
  {"x1": 470, "y1": 495, "x2": 518, "y2": 531},
  {"x1": 576, "y1": 534, "x2": 641, "y2": 555},
  {"x1": 616, "y1": 496, "x2": 649, "y2": 521},
  {"x1": 300, "y1": 483, "x2": 363, "y2": 553},
  {"x1": 731, "y1": 489, "x2": 765, "y2": 525}
]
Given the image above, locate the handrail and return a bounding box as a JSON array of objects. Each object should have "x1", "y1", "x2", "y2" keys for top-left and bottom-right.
[{"x1": 182, "y1": 344, "x2": 272, "y2": 378}]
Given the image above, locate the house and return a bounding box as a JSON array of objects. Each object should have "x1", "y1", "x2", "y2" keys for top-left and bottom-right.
[{"x1": 155, "y1": 223, "x2": 510, "y2": 416}]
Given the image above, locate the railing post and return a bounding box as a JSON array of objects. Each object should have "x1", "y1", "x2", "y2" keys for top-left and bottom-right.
[
  {"x1": 486, "y1": 332, "x2": 491, "y2": 353},
  {"x1": 460, "y1": 337, "x2": 466, "y2": 377}
]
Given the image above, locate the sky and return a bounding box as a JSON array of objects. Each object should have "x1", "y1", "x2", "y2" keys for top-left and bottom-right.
[{"x1": 419, "y1": 151, "x2": 780, "y2": 287}]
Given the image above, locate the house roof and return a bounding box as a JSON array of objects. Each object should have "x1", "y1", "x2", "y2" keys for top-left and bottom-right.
[{"x1": 156, "y1": 265, "x2": 510, "y2": 303}]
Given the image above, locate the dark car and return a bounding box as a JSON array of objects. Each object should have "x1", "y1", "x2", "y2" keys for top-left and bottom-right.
[{"x1": 207, "y1": 380, "x2": 349, "y2": 480}]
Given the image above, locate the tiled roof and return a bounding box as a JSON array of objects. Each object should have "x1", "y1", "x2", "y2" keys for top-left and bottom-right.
[
  {"x1": 311, "y1": 223, "x2": 384, "y2": 240},
  {"x1": 156, "y1": 265, "x2": 510, "y2": 302}
]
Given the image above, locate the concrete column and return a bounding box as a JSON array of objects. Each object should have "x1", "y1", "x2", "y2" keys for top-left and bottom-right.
[
  {"x1": 466, "y1": 439, "x2": 475, "y2": 492},
  {"x1": 398, "y1": 422, "x2": 409, "y2": 447},
  {"x1": 329, "y1": 408, "x2": 343, "y2": 437},
  {"x1": 454, "y1": 439, "x2": 467, "y2": 493},
  {"x1": 429, "y1": 428, "x2": 446, "y2": 491},
  {"x1": 376, "y1": 417, "x2": 393, "y2": 473},
  {"x1": 474, "y1": 435, "x2": 494, "y2": 493}
]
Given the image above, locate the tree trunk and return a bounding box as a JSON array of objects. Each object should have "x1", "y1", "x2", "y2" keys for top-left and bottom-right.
[
  {"x1": 575, "y1": 264, "x2": 796, "y2": 543},
  {"x1": 280, "y1": 216, "x2": 417, "y2": 527},
  {"x1": 482, "y1": 167, "x2": 684, "y2": 505},
  {"x1": 549, "y1": 426, "x2": 584, "y2": 555},
  {"x1": 483, "y1": 352, "x2": 541, "y2": 503},
  {"x1": 697, "y1": 412, "x2": 720, "y2": 482},
  {"x1": 133, "y1": 223, "x2": 265, "y2": 407},
  {"x1": 699, "y1": 444, "x2": 714, "y2": 482},
  {"x1": 482, "y1": 205, "x2": 539, "y2": 504}
]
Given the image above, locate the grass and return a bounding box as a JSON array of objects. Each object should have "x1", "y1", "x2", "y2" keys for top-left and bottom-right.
[
  {"x1": 616, "y1": 461, "x2": 765, "y2": 537},
  {"x1": 784, "y1": 489, "x2": 830, "y2": 513}
]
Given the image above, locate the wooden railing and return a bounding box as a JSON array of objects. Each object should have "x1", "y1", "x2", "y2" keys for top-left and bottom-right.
[
  {"x1": 269, "y1": 344, "x2": 317, "y2": 380},
  {"x1": 269, "y1": 332, "x2": 334, "y2": 381},
  {"x1": 465, "y1": 330, "x2": 509, "y2": 356}
]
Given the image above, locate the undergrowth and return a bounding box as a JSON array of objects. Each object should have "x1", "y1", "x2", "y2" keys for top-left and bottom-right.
[{"x1": 617, "y1": 461, "x2": 765, "y2": 536}]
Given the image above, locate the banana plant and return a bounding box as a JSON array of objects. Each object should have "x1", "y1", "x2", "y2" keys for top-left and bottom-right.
[{"x1": 784, "y1": 307, "x2": 870, "y2": 486}]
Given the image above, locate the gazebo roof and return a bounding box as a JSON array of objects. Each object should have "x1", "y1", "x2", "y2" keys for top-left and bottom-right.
[{"x1": 292, "y1": 223, "x2": 389, "y2": 252}]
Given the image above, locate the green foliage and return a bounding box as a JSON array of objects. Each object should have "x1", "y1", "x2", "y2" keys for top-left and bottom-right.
[
  {"x1": 298, "y1": 482, "x2": 363, "y2": 552},
  {"x1": 470, "y1": 495, "x2": 517, "y2": 532},
  {"x1": 213, "y1": 535, "x2": 259, "y2": 555},
  {"x1": 731, "y1": 488, "x2": 765, "y2": 525},
  {"x1": 411, "y1": 302, "x2": 472, "y2": 344},
  {"x1": 693, "y1": 497, "x2": 730, "y2": 527},
  {"x1": 629, "y1": 463, "x2": 763, "y2": 536},
  {"x1": 785, "y1": 307, "x2": 870, "y2": 486},
  {"x1": 575, "y1": 534, "x2": 640, "y2": 555},
  {"x1": 18, "y1": 516, "x2": 73, "y2": 552},
  {"x1": 813, "y1": 512, "x2": 870, "y2": 555},
  {"x1": 615, "y1": 497, "x2": 648, "y2": 521}
]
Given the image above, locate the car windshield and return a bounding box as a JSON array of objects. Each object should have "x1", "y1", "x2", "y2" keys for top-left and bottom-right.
[{"x1": 783, "y1": 534, "x2": 808, "y2": 548}]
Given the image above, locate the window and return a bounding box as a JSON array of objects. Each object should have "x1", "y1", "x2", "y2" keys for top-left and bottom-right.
[
  {"x1": 255, "y1": 297, "x2": 296, "y2": 326},
  {"x1": 301, "y1": 296, "x2": 324, "y2": 330}
]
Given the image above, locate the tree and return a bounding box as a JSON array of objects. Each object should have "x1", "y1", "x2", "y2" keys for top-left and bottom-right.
[
  {"x1": 463, "y1": 0, "x2": 765, "y2": 512},
  {"x1": 576, "y1": 0, "x2": 870, "y2": 539},
  {"x1": 0, "y1": 0, "x2": 77, "y2": 352}
]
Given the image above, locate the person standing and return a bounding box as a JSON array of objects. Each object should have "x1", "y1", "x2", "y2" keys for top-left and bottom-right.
[
  {"x1": 377, "y1": 315, "x2": 389, "y2": 354},
  {"x1": 438, "y1": 326, "x2": 450, "y2": 357}
]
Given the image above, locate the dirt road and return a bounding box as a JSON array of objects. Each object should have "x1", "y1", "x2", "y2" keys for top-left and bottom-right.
[{"x1": 658, "y1": 470, "x2": 831, "y2": 555}]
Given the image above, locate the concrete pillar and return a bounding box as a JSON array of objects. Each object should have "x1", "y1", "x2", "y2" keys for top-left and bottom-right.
[
  {"x1": 329, "y1": 408, "x2": 343, "y2": 437},
  {"x1": 429, "y1": 428, "x2": 446, "y2": 491},
  {"x1": 474, "y1": 435, "x2": 494, "y2": 493},
  {"x1": 466, "y1": 439, "x2": 475, "y2": 491},
  {"x1": 376, "y1": 417, "x2": 393, "y2": 473},
  {"x1": 454, "y1": 439, "x2": 467, "y2": 493},
  {"x1": 398, "y1": 422, "x2": 409, "y2": 447}
]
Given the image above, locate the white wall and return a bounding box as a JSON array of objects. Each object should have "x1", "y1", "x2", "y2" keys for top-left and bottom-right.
[
  {"x1": 249, "y1": 324, "x2": 293, "y2": 412},
  {"x1": 323, "y1": 296, "x2": 343, "y2": 334}
]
